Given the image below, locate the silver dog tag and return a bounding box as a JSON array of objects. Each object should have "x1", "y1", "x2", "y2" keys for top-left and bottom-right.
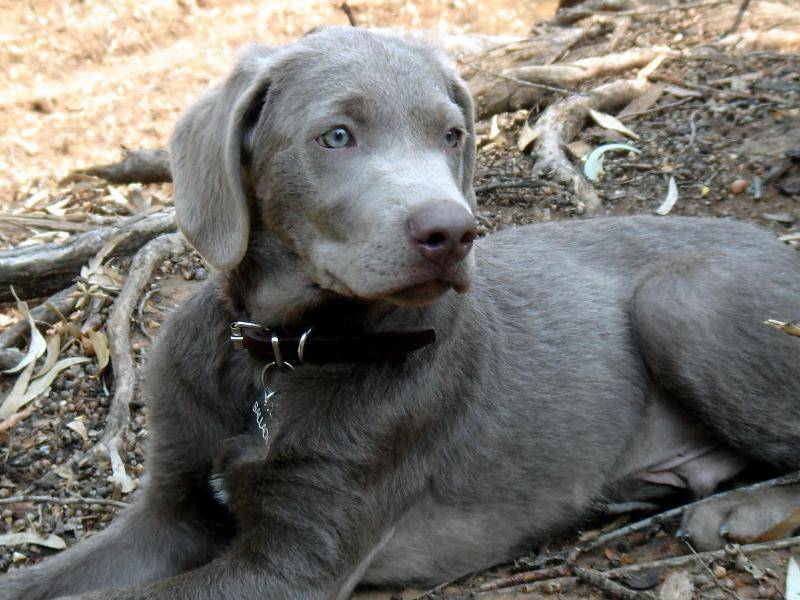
[{"x1": 253, "y1": 361, "x2": 294, "y2": 451}]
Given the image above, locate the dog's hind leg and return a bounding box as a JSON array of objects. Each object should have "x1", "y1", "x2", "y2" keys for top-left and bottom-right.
[{"x1": 632, "y1": 255, "x2": 800, "y2": 548}]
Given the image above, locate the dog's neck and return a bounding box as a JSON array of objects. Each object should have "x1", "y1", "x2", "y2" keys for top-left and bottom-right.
[{"x1": 220, "y1": 234, "x2": 405, "y2": 334}]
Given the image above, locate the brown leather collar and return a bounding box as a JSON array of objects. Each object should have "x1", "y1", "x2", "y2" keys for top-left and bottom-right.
[{"x1": 230, "y1": 322, "x2": 436, "y2": 366}]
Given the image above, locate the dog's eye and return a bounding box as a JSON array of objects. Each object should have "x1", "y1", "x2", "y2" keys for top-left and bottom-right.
[
  {"x1": 444, "y1": 128, "x2": 462, "y2": 148},
  {"x1": 318, "y1": 127, "x2": 352, "y2": 149}
]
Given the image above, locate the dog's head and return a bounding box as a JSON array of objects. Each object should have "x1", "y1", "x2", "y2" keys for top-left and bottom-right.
[{"x1": 171, "y1": 28, "x2": 477, "y2": 312}]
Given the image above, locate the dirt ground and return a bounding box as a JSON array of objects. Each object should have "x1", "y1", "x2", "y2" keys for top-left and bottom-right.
[{"x1": 1, "y1": 0, "x2": 800, "y2": 598}]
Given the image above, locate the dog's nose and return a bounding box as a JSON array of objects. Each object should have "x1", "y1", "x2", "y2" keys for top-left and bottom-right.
[{"x1": 408, "y1": 202, "x2": 477, "y2": 267}]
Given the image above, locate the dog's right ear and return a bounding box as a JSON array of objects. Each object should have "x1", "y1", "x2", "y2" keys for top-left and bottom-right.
[{"x1": 170, "y1": 48, "x2": 273, "y2": 271}]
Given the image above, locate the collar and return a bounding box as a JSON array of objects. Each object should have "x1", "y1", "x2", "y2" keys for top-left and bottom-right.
[
  {"x1": 221, "y1": 270, "x2": 437, "y2": 366},
  {"x1": 229, "y1": 321, "x2": 436, "y2": 366}
]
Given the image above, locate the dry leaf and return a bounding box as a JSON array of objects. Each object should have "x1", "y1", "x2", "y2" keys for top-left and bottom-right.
[
  {"x1": 658, "y1": 571, "x2": 694, "y2": 600},
  {"x1": 489, "y1": 114, "x2": 500, "y2": 140},
  {"x1": 566, "y1": 140, "x2": 593, "y2": 160},
  {"x1": 765, "y1": 319, "x2": 800, "y2": 337},
  {"x1": 86, "y1": 330, "x2": 110, "y2": 376},
  {"x1": 517, "y1": 120, "x2": 538, "y2": 152},
  {"x1": 584, "y1": 143, "x2": 641, "y2": 182},
  {"x1": 638, "y1": 51, "x2": 669, "y2": 80},
  {"x1": 2, "y1": 299, "x2": 47, "y2": 374},
  {"x1": 0, "y1": 532, "x2": 66, "y2": 550},
  {"x1": 11, "y1": 357, "x2": 91, "y2": 417},
  {"x1": 107, "y1": 444, "x2": 136, "y2": 493},
  {"x1": 588, "y1": 109, "x2": 640, "y2": 140},
  {"x1": 655, "y1": 176, "x2": 679, "y2": 216},
  {"x1": 663, "y1": 84, "x2": 703, "y2": 98},
  {"x1": 787, "y1": 557, "x2": 800, "y2": 600},
  {"x1": 33, "y1": 333, "x2": 61, "y2": 381},
  {"x1": 66, "y1": 417, "x2": 88, "y2": 441},
  {"x1": 0, "y1": 362, "x2": 36, "y2": 420}
]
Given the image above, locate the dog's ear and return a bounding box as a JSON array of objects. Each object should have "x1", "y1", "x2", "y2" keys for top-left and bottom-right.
[
  {"x1": 443, "y1": 65, "x2": 477, "y2": 209},
  {"x1": 170, "y1": 48, "x2": 272, "y2": 270}
]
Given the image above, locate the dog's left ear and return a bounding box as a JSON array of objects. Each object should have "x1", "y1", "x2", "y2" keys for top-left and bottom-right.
[
  {"x1": 442, "y1": 63, "x2": 477, "y2": 210},
  {"x1": 170, "y1": 47, "x2": 273, "y2": 271}
]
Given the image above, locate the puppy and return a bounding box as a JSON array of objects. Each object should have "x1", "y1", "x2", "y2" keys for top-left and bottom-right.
[{"x1": 2, "y1": 27, "x2": 799, "y2": 599}]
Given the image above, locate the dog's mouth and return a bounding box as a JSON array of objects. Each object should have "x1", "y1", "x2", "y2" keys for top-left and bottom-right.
[{"x1": 381, "y1": 279, "x2": 454, "y2": 307}]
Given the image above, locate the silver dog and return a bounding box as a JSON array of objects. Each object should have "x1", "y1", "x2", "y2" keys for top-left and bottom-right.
[{"x1": 2, "y1": 27, "x2": 799, "y2": 600}]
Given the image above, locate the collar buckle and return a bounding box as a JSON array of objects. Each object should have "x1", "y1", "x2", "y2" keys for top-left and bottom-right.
[{"x1": 230, "y1": 321, "x2": 262, "y2": 349}]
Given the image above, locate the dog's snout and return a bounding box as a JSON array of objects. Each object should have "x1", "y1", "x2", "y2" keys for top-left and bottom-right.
[{"x1": 408, "y1": 202, "x2": 477, "y2": 267}]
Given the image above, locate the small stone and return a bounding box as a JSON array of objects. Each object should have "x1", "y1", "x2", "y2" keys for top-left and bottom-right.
[
  {"x1": 693, "y1": 574, "x2": 711, "y2": 587},
  {"x1": 730, "y1": 179, "x2": 748, "y2": 194},
  {"x1": 712, "y1": 564, "x2": 727, "y2": 578},
  {"x1": 12, "y1": 552, "x2": 26, "y2": 563},
  {"x1": 721, "y1": 577, "x2": 735, "y2": 589}
]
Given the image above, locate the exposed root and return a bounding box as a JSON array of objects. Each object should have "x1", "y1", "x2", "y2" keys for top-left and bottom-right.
[
  {"x1": 470, "y1": 47, "x2": 665, "y2": 119},
  {"x1": 0, "y1": 211, "x2": 176, "y2": 303},
  {"x1": 95, "y1": 232, "x2": 187, "y2": 492},
  {"x1": 73, "y1": 148, "x2": 172, "y2": 185},
  {"x1": 528, "y1": 78, "x2": 648, "y2": 213}
]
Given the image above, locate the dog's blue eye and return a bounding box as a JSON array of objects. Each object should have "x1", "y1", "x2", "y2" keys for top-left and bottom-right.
[
  {"x1": 318, "y1": 127, "x2": 351, "y2": 149},
  {"x1": 444, "y1": 128, "x2": 462, "y2": 148}
]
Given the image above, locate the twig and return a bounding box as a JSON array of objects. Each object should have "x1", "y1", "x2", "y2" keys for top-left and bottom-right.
[
  {"x1": 573, "y1": 565, "x2": 655, "y2": 600},
  {"x1": 682, "y1": 539, "x2": 743, "y2": 600},
  {"x1": 0, "y1": 210, "x2": 176, "y2": 302},
  {"x1": 0, "y1": 285, "x2": 78, "y2": 350},
  {"x1": 616, "y1": 0, "x2": 731, "y2": 17},
  {"x1": 606, "y1": 535, "x2": 800, "y2": 576},
  {"x1": 0, "y1": 406, "x2": 33, "y2": 432},
  {"x1": 720, "y1": 0, "x2": 752, "y2": 38},
  {"x1": 618, "y1": 97, "x2": 695, "y2": 120},
  {"x1": 95, "y1": 233, "x2": 187, "y2": 486},
  {"x1": 0, "y1": 495, "x2": 128, "y2": 509},
  {"x1": 500, "y1": 536, "x2": 800, "y2": 596},
  {"x1": 340, "y1": 2, "x2": 357, "y2": 27},
  {"x1": 475, "y1": 180, "x2": 538, "y2": 194},
  {"x1": 581, "y1": 471, "x2": 800, "y2": 555},
  {"x1": 478, "y1": 564, "x2": 573, "y2": 592}
]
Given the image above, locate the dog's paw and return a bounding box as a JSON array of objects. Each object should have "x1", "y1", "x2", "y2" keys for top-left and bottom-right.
[
  {"x1": 210, "y1": 433, "x2": 266, "y2": 506},
  {"x1": 680, "y1": 485, "x2": 800, "y2": 550}
]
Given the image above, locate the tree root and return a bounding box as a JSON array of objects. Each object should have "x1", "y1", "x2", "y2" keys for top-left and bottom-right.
[
  {"x1": 528, "y1": 78, "x2": 648, "y2": 213},
  {"x1": 95, "y1": 232, "x2": 187, "y2": 492},
  {"x1": 0, "y1": 285, "x2": 79, "y2": 350},
  {"x1": 73, "y1": 148, "x2": 172, "y2": 184},
  {"x1": 468, "y1": 47, "x2": 665, "y2": 120},
  {"x1": 0, "y1": 211, "x2": 176, "y2": 303}
]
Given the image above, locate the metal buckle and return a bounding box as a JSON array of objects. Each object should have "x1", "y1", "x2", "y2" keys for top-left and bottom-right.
[
  {"x1": 297, "y1": 327, "x2": 314, "y2": 364},
  {"x1": 229, "y1": 321, "x2": 262, "y2": 349}
]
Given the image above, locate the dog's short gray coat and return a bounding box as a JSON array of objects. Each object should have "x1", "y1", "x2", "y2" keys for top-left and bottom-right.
[{"x1": 2, "y1": 27, "x2": 799, "y2": 600}]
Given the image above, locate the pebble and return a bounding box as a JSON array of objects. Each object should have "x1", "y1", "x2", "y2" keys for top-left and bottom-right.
[
  {"x1": 712, "y1": 564, "x2": 727, "y2": 578},
  {"x1": 730, "y1": 179, "x2": 748, "y2": 194},
  {"x1": 693, "y1": 574, "x2": 711, "y2": 587}
]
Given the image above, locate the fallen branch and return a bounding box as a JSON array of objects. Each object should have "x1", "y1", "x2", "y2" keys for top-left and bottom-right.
[
  {"x1": 0, "y1": 210, "x2": 176, "y2": 302},
  {"x1": 0, "y1": 285, "x2": 78, "y2": 350},
  {"x1": 467, "y1": 47, "x2": 663, "y2": 119},
  {"x1": 95, "y1": 232, "x2": 187, "y2": 491},
  {"x1": 606, "y1": 534, "x2": 800, "y2": 577},
  {"x1": 528, "y1": 78, "x2": 648, "y2": 213},
  {"x1": 73, "y1": 149, "x2": 172, "y2": 184},
  {"x1": 0, "y1": 495, "x2": 128, "y2": 510},
  {"x1": 573, "y1": 565, "x2": 655, "y2": 600}
]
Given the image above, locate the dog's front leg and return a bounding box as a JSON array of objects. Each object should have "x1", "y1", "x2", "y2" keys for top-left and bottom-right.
[{"x1": 63, "y1": 455, "x2": 406, "y2": 600}]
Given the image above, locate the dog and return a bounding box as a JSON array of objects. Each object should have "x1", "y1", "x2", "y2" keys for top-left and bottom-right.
[{"x1": 2, "y1": 26, "x2": 800, "y2": 600}]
